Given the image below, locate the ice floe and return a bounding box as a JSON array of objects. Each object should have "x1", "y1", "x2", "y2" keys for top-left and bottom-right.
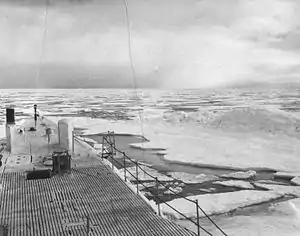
[
  {"x1": 292, "y1": 177, "x2": 300, "y2": 186},
  {"x1": 253, "y1": 183, "x2": 300, "y2": 197},
  {"x1": 168, "y1": 172, "x2": 218, "y2": 184},
  {"x1": 164, "y1": 186, "x2": 183, "y2": 195},
  {"x1": 287, "y1": 198, "x2": 300, "y2": 220},
  {"x1": 199, "y1": 188, "x2": 214, "y2": 193},
  {"x1": 46, "y1": 116, "x2": 300, "y2": 172},
  {"x1": 255, "y1": 180, "x2": 288, "y2": 185},
  {"x1": 274, "y1": 172, "x2": 300, "y2": 180},
  {"x1": 139, "y1": 181, "x2": 184, "y2": 195},
  {"x1": 221, "y1": 170, "x2": 256, "y2": 180},
  {"x1": 129, "y1": 142, "x2": 166, "y2": 151},
  {"x1": 177, "y1": 197, "x2": 300, "y2": 236},
  {"x1": 214, "y1": 180, "x2": 254, "y2": 189},
  {"x1": 161, "y1": 190, "x2": 285, "y2": 219},
  {"x1": 209, "y1": 107, "x2": 300, "y2": 136}
]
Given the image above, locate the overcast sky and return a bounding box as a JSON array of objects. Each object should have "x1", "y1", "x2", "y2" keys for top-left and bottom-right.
[{"x1": 0, "y1": 0, "x2": 300, "y2": 88}]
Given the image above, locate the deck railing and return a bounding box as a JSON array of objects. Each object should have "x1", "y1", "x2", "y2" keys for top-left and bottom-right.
[{"x1": 100, "y1": 133, "x2": 228, "y2": 236}]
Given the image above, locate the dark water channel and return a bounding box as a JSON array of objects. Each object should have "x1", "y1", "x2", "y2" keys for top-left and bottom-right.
[{"x1": 83, "y1": 133, "x2": 295, "y2": 203}]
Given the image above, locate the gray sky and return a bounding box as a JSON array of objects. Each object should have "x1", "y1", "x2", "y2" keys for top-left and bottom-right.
[{"x1": 0, "y1": 0, "x2": 300, "y2": 88}]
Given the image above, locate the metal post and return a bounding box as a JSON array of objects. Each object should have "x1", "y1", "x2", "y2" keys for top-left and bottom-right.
[
  {"x1": 29, "y1": 142, "x2": 32, "y2": 163},
  {"x1": 111, "y1": 153, "x2": 114, "y2": 171},
  {"x1": 72, "y1": 130, "x2": 75, "y2": 154},
  {"x1": 101, "y1": 136, "x2": 105, "y2": 160},
  {"x1": 136, "y1": 161, "x2": 139, "y2": 193},
  {"x1": 196, "y1": 200, "x2": 200, "y2": 236},
  {"x1": 155, "y1": 177, "x2": 161, "y2": 216},
  {"x1": 58, "y1": 124, "x2": 60, "y2": 145},
  {"x1": 123, "y1": 152, "x2": 127, "y2": 181},
  {"x1": 112, "y1": 132, "x2": 116, "y2": 155},
  {"x1": 110, "y1": 132, "x2": 115, "y2": 171},
  {"x1": 34, "y1": 104, "x2": 37, "y2": 129}
]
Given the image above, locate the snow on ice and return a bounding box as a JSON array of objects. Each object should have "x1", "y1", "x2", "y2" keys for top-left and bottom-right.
[
  {"x1": 274, "y1": 172, "x2": 300, "y2": 180},
  {"x1": 161, "y1": 190, "x2": 285, "y2": 219},
  {"x1": 221, "y1": 170, "x2": 256, "y2": 180},
  {"x1": 168, "y1": 172, "x2": 218, "y2": 184},
  {"x1": 214, "y1": 180, "x2": 254, "y2": 189},
  {"x1": 292, "y1": 177, "x2": 300, "y2": 186},
  {"x1": 46, "y1": 106, "x2": 300, "y2": 173},
  {"x1": 253, "y1": 183, "x2": 300, "y2": 197}
]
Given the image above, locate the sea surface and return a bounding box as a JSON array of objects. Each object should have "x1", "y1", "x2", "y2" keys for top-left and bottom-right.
[
  {"x1": 0, "y1": 87, "x2": 300, "y2": 123},
  {"x1": 1, "y1": 87, "x2": 300, "y2": 236}
]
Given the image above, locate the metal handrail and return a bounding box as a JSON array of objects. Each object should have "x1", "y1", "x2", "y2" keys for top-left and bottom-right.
[
  {"x1": 105, "y1": 145, "x2": 217, "y2": 236},
  {"x1": 113, "y1": 146, "x2": 198, "y2": 204},
  {"x1": 110, "y1": 156, "x2": 208, "y2": 236},
  {"x1": 73, "y1": 160, "x2": 200, "y2": 236},
  {"x1": 79, "y1": 132, "x2": 228, "y2": 236},
  {"x1": 197, "y1": 204, "x2": 228, "y2": 236}
]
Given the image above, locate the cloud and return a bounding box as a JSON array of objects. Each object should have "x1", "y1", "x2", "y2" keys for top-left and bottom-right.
[{"x1": 0, "y1": 0, "x2": 300, "y2": 88}]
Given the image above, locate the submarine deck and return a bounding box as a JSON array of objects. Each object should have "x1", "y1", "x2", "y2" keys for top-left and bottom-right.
[
  {"x1": 0, "y1": 116, "x2": 194, "y2": 236},
  {"x1": 0, "y1": 165, "x2": 194, "y2": 236}
]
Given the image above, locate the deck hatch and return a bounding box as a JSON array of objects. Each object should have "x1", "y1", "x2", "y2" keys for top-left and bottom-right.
[{"x1": 25, "y1": 169, "x2": 52, "y2": 180}]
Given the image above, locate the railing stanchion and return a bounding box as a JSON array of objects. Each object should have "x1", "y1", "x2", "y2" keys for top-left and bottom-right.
[
  {"x1": 155, "y1": 177, "x2": 161, "y2": 216},
  {"x1": 111, "y1": 152, "x2": 114, "y2": 171},
  {"x1": 101, "y1": 135, "x2": 105, "y2": 160},
  {"x1": 72, "y1": 130, "x2": 75, "y2": 154},
  {"x1": 136, "y1": 161, "x2": 139, "y2": 193},
  {"x1": 123, "y1": 152, "x2": 127, "y2": 181},
  {"x1": 109, "y1": 132, "x2": 115, "y2": 171},
  {"x1": 196, "y1": 200, "x2": 200, "y2": 236}
]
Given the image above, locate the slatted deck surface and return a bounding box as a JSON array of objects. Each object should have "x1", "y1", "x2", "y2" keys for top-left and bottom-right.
[{"x1": 0, "y1": 164, "x2": 194, "y2": 236}]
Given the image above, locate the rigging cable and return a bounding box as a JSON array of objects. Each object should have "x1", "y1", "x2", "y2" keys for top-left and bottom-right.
[
  {"x1": 35, "y1": 0, "x2": 49, "y2": 88},
  {"x1": 121, "y1": 0, "x2": 145, "y2": 146},
  {"x1": 120, "y1": 1, "x2": 228, "y2": 236}
]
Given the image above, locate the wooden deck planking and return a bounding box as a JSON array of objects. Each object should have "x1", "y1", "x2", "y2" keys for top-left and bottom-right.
[
  {"x1": 0, "y1": 116, "x2": 195, "y2": 235},
  {"x1": 0, "y1": 165, "x2": 194, "y2": 236}
]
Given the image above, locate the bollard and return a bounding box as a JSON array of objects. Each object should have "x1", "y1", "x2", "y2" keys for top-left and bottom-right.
[
  {"x1": 123, "y1": 152, "x2": 127, "y2": 181},
  {"x1": 155, "y1": 177, "x2": 161, "y2": 216},
  {"x1": 196, "y1": 200, "x2": 200, "y2": 236}
]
